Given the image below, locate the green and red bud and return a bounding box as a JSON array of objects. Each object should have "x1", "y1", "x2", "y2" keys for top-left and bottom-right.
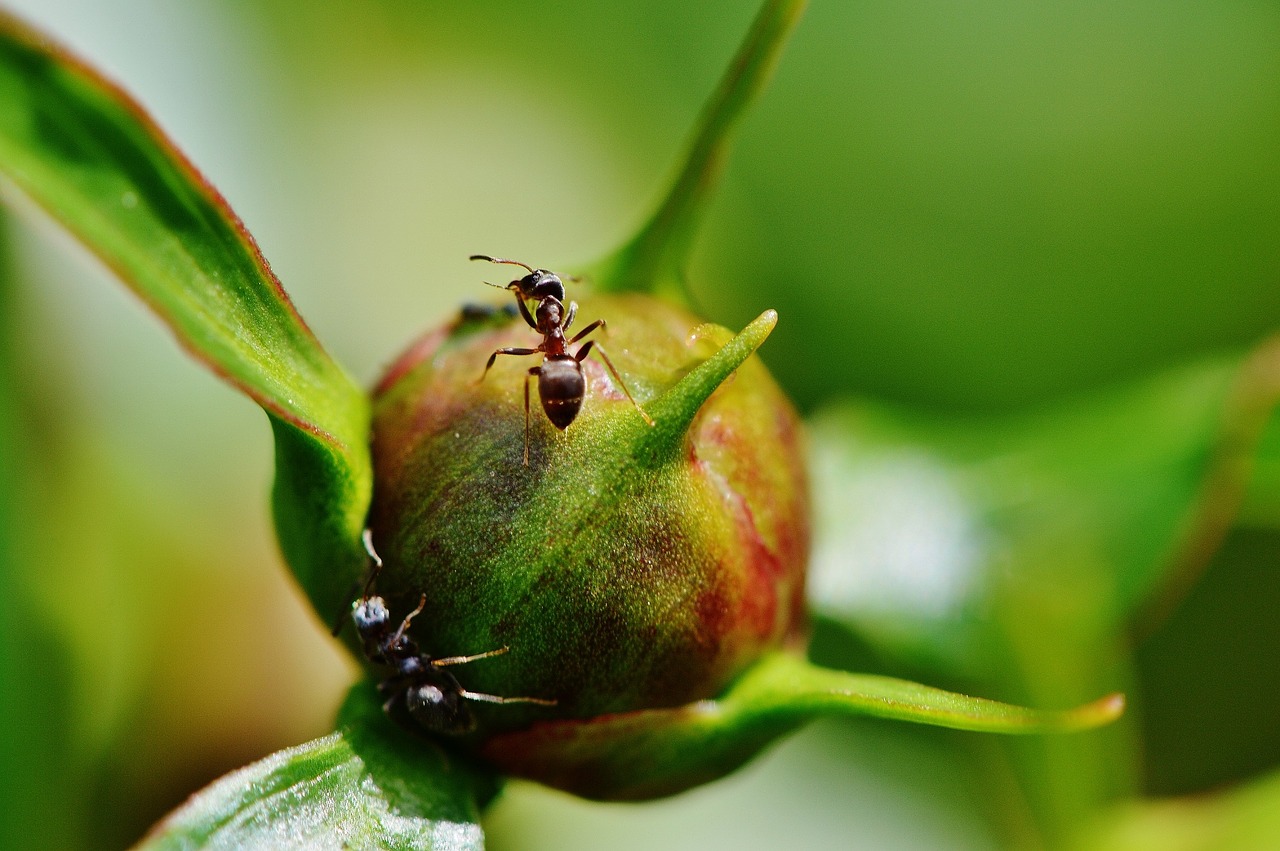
[{"x1": 366, "y1": 293, "x2": 809, "y2": 796}]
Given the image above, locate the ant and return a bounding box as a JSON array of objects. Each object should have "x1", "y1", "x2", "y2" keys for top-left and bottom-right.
[
  {"x1": 348, "y1": 530, "x2": 555, "y2": 735},
  {"x1": 470, "y1": 254, "x2": 654, "y2": 464}
]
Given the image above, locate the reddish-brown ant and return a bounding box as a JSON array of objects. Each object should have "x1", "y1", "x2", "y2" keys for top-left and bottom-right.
[
  {"x1": 470, "y1": 254, "x2": 654, "y2": 464},
  {"x1": 349, "y1": 530, "x2": 555, "y2": 735}
]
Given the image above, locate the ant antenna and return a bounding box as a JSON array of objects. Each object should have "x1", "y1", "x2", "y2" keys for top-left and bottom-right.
[
  {"x1": 481, "y1": 280, "x2": 510, "y2": 291},
  {"x1": 470, "y1": 254, "x2": 535, "y2": 274},
  {"x1": 460, "y1": 690, "x2": 558, "y2": 706},
  {"x1": 361, "y1": 528, "x2": 384, "y2": 598},
  {"x1": 389, "y1": 593, "x2": 427, "y2": 647}
]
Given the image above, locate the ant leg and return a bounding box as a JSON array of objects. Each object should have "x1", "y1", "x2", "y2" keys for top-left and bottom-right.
[
  {"x1": 477, "y1": 283, "x2": 537, "y2": 330},
  {"x1": 510, "y1": 289, "x2": 538, "y2": 330},
  {"x1": 433, "y1": 645, "x2": 510, "y2": 666},
  {"x1": 576, "y1": 340, "x2": 655, "y2": 426},
  {"x1": 567, "y1": 316, "x2": 602, "y2": 345},
  {"x1": 524, "y1": 367, "x2": 541, "y2": 466},
  {"x1": 479, "y1": 347, "x2": 539, "y2": 383},
  {"x1": 378, "y1": 677, "x2": 409, "y2": 715},
  {"x1": 389, "y1": 594, "x2": 427, "y2": 647},
  {"x1": 562, "y1": 300, "x2": 578, "y2": 334},
  {"x1": 460, "y1": 690, "x2": 558, "y2": 706}
]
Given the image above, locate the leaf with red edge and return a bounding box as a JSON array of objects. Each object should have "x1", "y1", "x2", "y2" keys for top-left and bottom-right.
[{"x1": 0, "y1": 12, "x2": 371, "y2": 615}]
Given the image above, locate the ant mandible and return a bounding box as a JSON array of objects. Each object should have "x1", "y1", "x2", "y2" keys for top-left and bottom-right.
[
  {"x1": 470, "y1": 254, "x2": 654, "y2": 465},
  {"x1": 349, "y1": 530, "x2": 555, "y2": 735}
]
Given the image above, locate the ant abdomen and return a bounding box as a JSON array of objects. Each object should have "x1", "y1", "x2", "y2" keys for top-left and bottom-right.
[
  {"x1": 403, "y1": 670, "x2": 476, "y2": 735},
  {"x1": 536, "y1": 357, "x2": 586, "y2": 429}
]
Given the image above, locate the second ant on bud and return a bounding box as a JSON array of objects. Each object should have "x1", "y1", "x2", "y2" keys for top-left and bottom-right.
[{"x1": 349, "y1": 530, "x2": 555, "y2": 735}]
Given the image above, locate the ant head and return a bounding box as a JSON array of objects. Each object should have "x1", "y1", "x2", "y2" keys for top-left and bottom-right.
[
  {"x1": 352, "y1": 595, "x2": 389, "y2": 631},
  {"x1": 520, "y1": 271, "x2": 566, "y2": 303},
  {"x1": 471, "y1": 254, "x2": 566, "y2": 302},
  {"x1": 352, "y1": 595, "x2": 391, "y2": 657}
]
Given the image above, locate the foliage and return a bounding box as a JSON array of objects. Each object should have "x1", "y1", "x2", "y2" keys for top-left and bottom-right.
[{"x1": 1, "y1": 0, "x2": 1277, "y2": 849}]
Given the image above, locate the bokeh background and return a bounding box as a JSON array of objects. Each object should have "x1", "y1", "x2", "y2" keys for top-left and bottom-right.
[{"x1": 1, "y1": 1, "x2": 1278, "y2": 849}]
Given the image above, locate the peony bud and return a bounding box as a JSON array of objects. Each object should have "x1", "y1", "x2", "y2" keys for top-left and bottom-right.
[{"x1": 364, "y1": 292, "x2": 809, "y2": 793}]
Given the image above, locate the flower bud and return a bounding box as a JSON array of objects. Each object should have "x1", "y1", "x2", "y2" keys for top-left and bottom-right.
[{"x1": 365, "y1": 293, "x2": 809, "y2": 792}]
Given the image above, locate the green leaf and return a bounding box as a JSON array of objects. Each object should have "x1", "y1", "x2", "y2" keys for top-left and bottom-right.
[
  {"x1": 590, "y1": 0, "x2": 806, "y2": 300},
  {"x1": 137, "y1": 685, "x2": 497, "y2": 851},
  {"x1": 482, "y1": 651, "x2": 1121, "y2": 802},
  {"x1": 1070, "y1": 765, "x2": 1280, "y2": 851},
  {"x1": 806, "y1": 354, "x2": 1265, "y2": 674},
  {"x1": 804, "y1": 347, "x2": 1280, "y2": 842},
  {"x1": 0, "y1": 12, "x2": 372, "y2": 615}
]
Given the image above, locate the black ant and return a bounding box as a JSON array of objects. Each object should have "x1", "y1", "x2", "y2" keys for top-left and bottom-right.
[
  {"x1": 470, "y1": 254, "x2": 654, "y2": 464},
  {"x1": 348, "y1": 530, "x2": 555, "y2": 735}
]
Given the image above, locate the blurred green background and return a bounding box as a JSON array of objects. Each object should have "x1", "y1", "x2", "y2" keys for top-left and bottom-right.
[{"x1": 1, "y1": 1, "x2": 1277, "y2": 849}]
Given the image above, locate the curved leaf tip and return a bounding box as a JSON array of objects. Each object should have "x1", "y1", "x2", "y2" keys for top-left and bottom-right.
[{"x1": 730, "y1": 652, "x2": 1124, "y2": 735}]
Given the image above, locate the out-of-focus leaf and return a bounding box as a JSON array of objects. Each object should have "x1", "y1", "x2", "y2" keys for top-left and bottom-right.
[
  {"x1": 0, "y1": 13, "x2": 372, "y2": 616},
  {"x1": 0, "y1": 211, "x2": 78, "y2": 850},
  {"x1": 692, "y1": 2, "x2": 1280, "y2": 414},
  {"x1": 483, "y1": 651, "x2": 1121, "y2": 801},
  {"x1": 807, "y1": 347, "x2": 1280, "y2": 675},
  {"x1": 592, "y1": 0, "x2": 806, "y2": 301},
  {"x1": 1135, "y1": 527, "x2": 1280, "y2": 797},
  {"x1": 137, "y1": 685, "x2": 497, "y2": 851},
  {"x1": 806, "y1": 343, "x2": 1280, "y2": 842},
  {"x1": 1070, "y1": 765, "x2": 1280, "y2": 851}
]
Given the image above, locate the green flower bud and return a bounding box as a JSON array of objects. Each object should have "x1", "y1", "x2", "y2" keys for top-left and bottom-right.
[{"x1": 365, "y1": 293, "x2": 809, "y2": 795}]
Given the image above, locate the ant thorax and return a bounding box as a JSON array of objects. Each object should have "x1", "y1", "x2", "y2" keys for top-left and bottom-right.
[{"x1": 535, "y1": 298, "x2": 566, "y2": 338}]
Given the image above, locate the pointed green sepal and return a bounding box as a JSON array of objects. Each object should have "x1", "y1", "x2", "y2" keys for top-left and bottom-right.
[
  {"x1": 481, "y1": 651, "x2": 1124, "y2": 801},
  {"x1": 639, "y1": 309, "x2": 778, "y2": 461}
]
